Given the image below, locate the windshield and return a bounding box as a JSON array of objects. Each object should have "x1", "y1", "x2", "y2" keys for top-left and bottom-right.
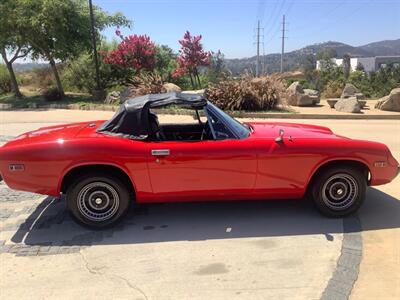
[{"x1": 206, "y1": 102, "x2": 250, "y2": 139}]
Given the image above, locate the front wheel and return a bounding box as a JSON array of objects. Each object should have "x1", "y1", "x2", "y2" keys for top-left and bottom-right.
[
  {"x1": 66, "y1": 173, "x2": 131, "y2": 228},
  {"x1": 311, "y1": 166, "x2": 366, "y2": 217}
]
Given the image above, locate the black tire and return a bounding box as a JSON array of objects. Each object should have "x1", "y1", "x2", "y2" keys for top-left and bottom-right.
[
  {"x1": 311, "y1": 166, "x2": 366, "y2": 217},
  {"x1": 66, "y1": 173, "x2": 131, "y2": 228}
]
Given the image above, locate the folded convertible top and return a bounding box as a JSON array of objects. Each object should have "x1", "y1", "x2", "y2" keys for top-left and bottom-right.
[{"x1": 97, "y1": 92, "x2": 207, "y2": 138}]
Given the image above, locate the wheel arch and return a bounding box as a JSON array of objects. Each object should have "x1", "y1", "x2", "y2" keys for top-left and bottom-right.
[
  {"x1": 59, "y1": 163, "x2": 136, "y2": 197},
  {"x1": 306, "y1": 159, "x2": 371, "y2": 195}
]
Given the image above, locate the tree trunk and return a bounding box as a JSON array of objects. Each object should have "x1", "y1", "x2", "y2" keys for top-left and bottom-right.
[
  {"x1": 49, "y1": 57, "x2": 64, "y2": 97},
  {"x1": 0, "y1": 49, "x2": 22, "y2": 98},
  {"x1": 188, "y1": 73, "x2": 195, "y2": 89},
  {"x1": 194, "y1": 68, "x2": 201, "y2": 88}
]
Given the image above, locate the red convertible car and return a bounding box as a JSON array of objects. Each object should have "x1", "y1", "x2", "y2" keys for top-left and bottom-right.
[{"x1": 0, "y1": 93, "x2": 399, "y2": 228}]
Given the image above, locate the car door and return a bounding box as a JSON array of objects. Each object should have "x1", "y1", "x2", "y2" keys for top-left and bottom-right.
[{"x1": 146, "y1": 138, "x2": 257, "y2": 201}]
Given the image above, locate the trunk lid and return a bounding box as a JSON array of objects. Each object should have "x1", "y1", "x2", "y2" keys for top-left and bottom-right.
[{"x1": 2, "y1": 121, "x2": 103, "y2": 148}]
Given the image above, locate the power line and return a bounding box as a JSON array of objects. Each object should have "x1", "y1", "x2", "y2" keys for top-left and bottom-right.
[
  {"x1": 264, "y1": 0, "x2": 294, "y2": 45},
  {"x1": 291, "y1": 0, "x2": 372, "y2": 39},
  {"x1": 263, "y1": 0, "x2": 279, "y2": 29},
  {"x1": 264, "y1": 0, "x2": 286, "y2": 37}
]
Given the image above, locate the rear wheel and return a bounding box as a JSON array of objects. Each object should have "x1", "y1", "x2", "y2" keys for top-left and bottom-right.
[
  {"x1": 311, "y1": 166, "x2": 366, "y2": 217},
  {"x1": 66, "y1": 173, "x2": 131, "y2": 228}
]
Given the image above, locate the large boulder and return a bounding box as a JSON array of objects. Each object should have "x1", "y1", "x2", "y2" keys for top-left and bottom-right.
[
  {"x1": 354, "y1": 92, "x2": 365, "y2": 100},
  {"x1": 286, "y1": 82, "x2": 315, "y2": 106},
  {"x1": 334, "y1": 97, "x2": 361, "y2": 113},
  {"x1": 163, "y1": 83, "x2": 181, "y2": 93},
  {"x1": 341, "y1": 83, "x2": 359, "y2": 98},
  {"x1": 375, "y1": 88, "x2": 400, "y2": 112},
  {"x1": 104, "y1": 91, "x2": 121, "y2": 104},
  {"x1": 304, "y1": 89, "x2": 320, "y2": 104},
  {"x1": 327, "y1": 98, "x2": 339, "y2": 108},
  {"x1": 184, "y1": 89, "x2": 205, "y2": 95}
]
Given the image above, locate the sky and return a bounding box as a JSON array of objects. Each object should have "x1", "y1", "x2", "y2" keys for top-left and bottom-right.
[{"x1": 95, "y1": 0, "x2": 400, "y2": 59}]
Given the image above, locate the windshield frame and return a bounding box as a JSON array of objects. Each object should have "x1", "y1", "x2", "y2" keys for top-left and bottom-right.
[{"x1": 205, "y1": 102, "x2": 251, "y2": 139}]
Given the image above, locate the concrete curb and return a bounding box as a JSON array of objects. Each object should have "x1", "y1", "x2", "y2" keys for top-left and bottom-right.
[
  {"x1": 1, "y1": 103, "x2": 399, "y2": 120},
  {"x1": 233, "y1": 113, "x2": 400, "y2": 120},
  {"x1": 321, "y1": 215, "x2": 362, "y2": 300}
]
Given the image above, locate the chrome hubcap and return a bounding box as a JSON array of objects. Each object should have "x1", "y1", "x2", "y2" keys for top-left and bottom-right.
[
  {"x1": 77, "y1": 182, "x2": 120, "y2": 222},
  {"x1": 322, "y1": 173, "x2": 358, "y2": 210}
]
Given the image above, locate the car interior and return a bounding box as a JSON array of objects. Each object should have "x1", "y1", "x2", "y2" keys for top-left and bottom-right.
[{"x1": 147, "y1": 110, "x2": 214, "y2": 142}]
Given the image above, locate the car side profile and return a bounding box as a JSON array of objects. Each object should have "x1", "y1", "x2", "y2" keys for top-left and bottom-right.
[{"x1": 0, "y1": 92, "x2": 399, "y2": 228}]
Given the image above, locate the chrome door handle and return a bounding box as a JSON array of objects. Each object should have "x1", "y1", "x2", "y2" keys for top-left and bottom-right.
[{"x1": 151, "y1": 149, "x2": 170, "y2": 156}]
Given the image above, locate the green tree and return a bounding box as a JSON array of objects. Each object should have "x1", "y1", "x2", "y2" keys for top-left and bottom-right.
[
  {"x1": 207, "y1": 50, "x2": 228, "y2": 84},
  {"x1": 0, "y1": 0, "x2": 31, "y2": 97},
  {"x1": 342, "y1": 54, "x2": 351, "y2": 80},
  {"x1": 62, "y1": 39, "x2": 127, "y2": 92},
  {"x1": 154, "y1": 45, "x2": 177, "y2": 82},
  {"x1": 355, "y1": 62, "x2": 365, "y2": 72},
  {"x1": 14, "y1": 0, "x2": 130, "y2": 96}
]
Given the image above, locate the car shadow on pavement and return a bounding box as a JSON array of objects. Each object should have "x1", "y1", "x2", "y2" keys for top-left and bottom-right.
[{"x1": 10, "y1": 187, "x2": 400, "y2": 247}]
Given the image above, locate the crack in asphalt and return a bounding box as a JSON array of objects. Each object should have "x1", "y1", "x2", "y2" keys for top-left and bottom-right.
[{"x1": 79, "y1": 250, "x2": 148, "y2": 300}]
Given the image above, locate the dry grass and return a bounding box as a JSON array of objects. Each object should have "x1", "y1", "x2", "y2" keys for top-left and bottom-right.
[{"x1": 205, "y1": 75, "x2": 287, "y2": 111}]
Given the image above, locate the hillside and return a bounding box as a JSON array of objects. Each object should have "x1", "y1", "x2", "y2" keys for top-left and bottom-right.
[
  {"x1": 13, "y1": 63, "x2": 48, "y2": 73},
  {"x1": 358, "y1": 39, "x2": 400, "y2": 56},
  {"x1": 225, "y1": 39, "x2": 400, "y2": 75}
]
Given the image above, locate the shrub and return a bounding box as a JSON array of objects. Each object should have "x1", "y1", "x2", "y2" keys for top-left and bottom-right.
[
  {"x1": 125, "y1": 72, "x2": 166, "y2": 97},
  {"x1": 31, "y1": 67, "x2": 55, "y2": 88},
  {"x1": 62, "y1": 51, "x2": 130, "y2": 93},
  {"x1": 322, "y1": 81, "x2": 344, "y2": 98},
  {"x1": 42, "y1": 87, "x2": 64, "y2": 101},
  {"x1": 0, "y1": 64, "x2": 12, "y2": 94},
  {"x1": 205, "y1": 75, "x2": 286, "y2": 111}
]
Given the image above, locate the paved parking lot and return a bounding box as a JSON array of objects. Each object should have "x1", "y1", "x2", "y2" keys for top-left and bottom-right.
[{"x1": 0, "y1": 110, "x2": 399, "y2": 299}]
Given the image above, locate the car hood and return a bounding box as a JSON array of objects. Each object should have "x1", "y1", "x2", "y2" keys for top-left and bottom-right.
[
  {"x1": 247, "y1": 122, "x2": 339, "y2": 140},
  {"x1": 2, "y1": 121, "x2": 103, "y2": 148}
]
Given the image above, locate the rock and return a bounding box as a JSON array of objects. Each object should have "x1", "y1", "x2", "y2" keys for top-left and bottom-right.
[
  {"x1": 358, "y1": 100, "x2": 366, "y2": 109},
  {"x1": 297, "y1": 95, "x2": 315, "y2": 106},
  {"x1": 304, "y1": 89, "x2": 320, "y2": 104},
  {"x1": 183, "y1": 89, "x2": 205, "y2": 95},
  {"x1": 304, "y1": 89, "x2": 319, "y2": 97},
  {"x1": 163, "y1": 83, "x2": 181, "y2": 93},
  {"x1": 327, "y1": 98, "x2": 339, "y2": 108},
  {"x1": 341, "y1": 83, "x2": 359, "y2": 98},
  {"x1": 104, "y1": 91, "x2": 121, "y2": 104},
  {"x1": 334, "y1": 97, "x2": 361, "y2": 113},
  {"x1": 286, "y1": 82, "x2": 315, "y2": 106},
  {"x1": 354, "y1": 92, "x2": 365, "y2": 100},
  {"x1": 375, "y1": 88, "x2": 400, "y2": 112}
]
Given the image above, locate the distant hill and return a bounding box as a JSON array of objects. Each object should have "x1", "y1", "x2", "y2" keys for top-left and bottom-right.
[
  {"x1": 358, "y1": 39, "x2": 400, "y2": 56},
  {"x1": 225, "y1": 39, "x2": 400, "y2": 75},
  {"x1": 13, "y1": 63, "x2": 48, "y2": 73}
]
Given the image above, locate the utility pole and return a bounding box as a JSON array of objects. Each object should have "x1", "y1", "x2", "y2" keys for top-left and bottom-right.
[
  {"x1": 256, "y1": 20, "x2": 261, "y2": 77},
  {"x1": 280, "y1": 14, "x2": 286, "y2": 73}
]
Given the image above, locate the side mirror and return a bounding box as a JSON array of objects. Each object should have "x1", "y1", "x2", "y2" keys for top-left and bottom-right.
[{"x1": 275, "y1": 129, "x2": 284, "y2": 143}]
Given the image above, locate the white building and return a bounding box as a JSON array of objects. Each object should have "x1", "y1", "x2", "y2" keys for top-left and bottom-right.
[{"x1": 316, "y1": 56, "x2": 400, "y2": 72}]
